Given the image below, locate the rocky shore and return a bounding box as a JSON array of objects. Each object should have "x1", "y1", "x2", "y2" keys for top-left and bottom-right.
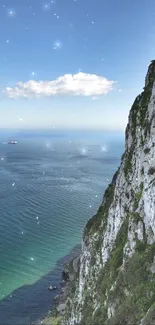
[{"x1": 37, "y1": 250, "x2": 81, "y2": 325}]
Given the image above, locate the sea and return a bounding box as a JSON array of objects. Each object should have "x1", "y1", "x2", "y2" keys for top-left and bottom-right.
[{"x1": 0, "y1": 129, "x2": 124, "y2": 325}]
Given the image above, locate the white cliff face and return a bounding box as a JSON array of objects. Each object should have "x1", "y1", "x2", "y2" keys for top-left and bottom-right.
[{"x1": 63, "y1": 61, "x2": 155, "y2": 325}]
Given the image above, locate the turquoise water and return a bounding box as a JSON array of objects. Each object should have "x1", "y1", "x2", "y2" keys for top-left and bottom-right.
[{"x1": 0, "y1": 130, "x2": 124, "y2": 324}]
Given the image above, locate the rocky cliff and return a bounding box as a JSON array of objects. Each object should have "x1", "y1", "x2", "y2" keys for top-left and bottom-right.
[{"x1": 62, "y1": 60, "x2": 155, "y2": 325}]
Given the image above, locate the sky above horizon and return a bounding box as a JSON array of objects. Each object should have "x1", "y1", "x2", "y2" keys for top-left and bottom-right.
[{"x1": 0, "y1": 0, "x2": 155, "y2": 130}]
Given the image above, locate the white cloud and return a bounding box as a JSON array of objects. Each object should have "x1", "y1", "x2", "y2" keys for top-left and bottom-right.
[{"x1": 4, "y1": 72, "x2": 115, "y2": 99}]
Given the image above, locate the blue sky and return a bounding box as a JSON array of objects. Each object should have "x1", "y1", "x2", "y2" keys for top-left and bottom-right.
[{"x1": 0, "y1": 0, "x2": 155, "y2": 130}]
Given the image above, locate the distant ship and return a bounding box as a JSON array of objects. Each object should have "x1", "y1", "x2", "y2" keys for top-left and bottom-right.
[{"x1": 8, "y1": 140, "x2": 17, "y2": 144}]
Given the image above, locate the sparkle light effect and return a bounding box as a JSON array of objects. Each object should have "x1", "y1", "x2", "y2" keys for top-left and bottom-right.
[
  {"x1": 53, "y1": 41, "x2": 62, "y2": 50},
  {"x1": 101, "y1": 145, "x2": 107, "y2": 152},
  {"x1": 68, "y1": 23, "x2": 73, "y2": 28},
  {"x1": 17, "y1": 116, "x2": 24, "y2": 122},
  {"x1": 81, "y1": 148, "x2": 87, "y2": 155},
  {"x1": 7, "y1": 9, "x2": 16, "y2": 17},
  {"x1": 43, "y1": 3, "x2": 50, "y2": 11}
]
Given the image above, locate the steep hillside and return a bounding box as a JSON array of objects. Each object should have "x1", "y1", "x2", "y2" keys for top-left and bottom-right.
[{"x1": 62, "y1": 60, "x2": 155, "y2": 325}]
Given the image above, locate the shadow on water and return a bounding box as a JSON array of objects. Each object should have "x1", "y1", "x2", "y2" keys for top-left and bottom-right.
[{"x1": 0, "y1": 245, "x2": 81, "y2": 325}]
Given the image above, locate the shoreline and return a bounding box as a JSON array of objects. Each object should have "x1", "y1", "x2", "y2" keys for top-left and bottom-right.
[
  {"x1": 32, "y1": 247, "x2": 81, "y2": 325},
  {"x1": 39, "y1": 251, "x2": 81, "y2": 325}
]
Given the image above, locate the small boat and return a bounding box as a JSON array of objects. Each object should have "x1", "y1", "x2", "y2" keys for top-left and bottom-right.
[
  {"x1": 8, "y1": 140, "x2": 17, "y2": 144},
  {"x1": 48, "y1": 285, "x2": 57, "y2": 291}
]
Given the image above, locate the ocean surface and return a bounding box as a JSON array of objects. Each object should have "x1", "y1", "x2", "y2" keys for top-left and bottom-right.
[{"x1": 0, "y1": 129, "x2": 124, "y2": 325}]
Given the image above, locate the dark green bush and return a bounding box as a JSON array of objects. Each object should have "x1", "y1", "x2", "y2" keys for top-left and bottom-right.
[
  {"x1": 144, "y1": 147, "x2": 150, "y2": 154},
  {"x1": 148, "y1": 167, "x2": 155, "y2": 175}
]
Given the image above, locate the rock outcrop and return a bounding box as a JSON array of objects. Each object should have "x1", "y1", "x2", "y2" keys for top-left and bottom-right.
[{"x1": 63, "y1": 60, "x2": 155, "y2": 325}]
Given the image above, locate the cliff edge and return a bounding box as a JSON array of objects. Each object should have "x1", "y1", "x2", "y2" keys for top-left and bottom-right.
[{"x1": 61, "y1": 60, "x2": 155, "y2": 325}]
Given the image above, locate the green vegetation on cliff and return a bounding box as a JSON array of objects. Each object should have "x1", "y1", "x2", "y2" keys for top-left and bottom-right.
[
  {"x1": 41, "y1": 316, "x2": 62, "y2": 325},
  {"x1": 85, "y1": 181, "x2": 116, "y2": 236},
  {"x1": 127, "y1": 60, "x2": 155, "y2": 143},
  {"x1": 80, "y1": 238, "x2": 155, "y2": 325}
]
